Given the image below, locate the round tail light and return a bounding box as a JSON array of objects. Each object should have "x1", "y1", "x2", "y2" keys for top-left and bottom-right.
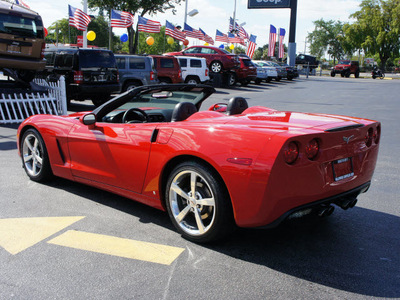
[
  {"x1": 284, "y1": 141, "x2": 299, "y2": 164},
  {"x1": 373, "y1": 125, "x2": 381, "y2": 144},
  {"x1": 305, "y1": 139, "x2": 319, "y2": 160}
]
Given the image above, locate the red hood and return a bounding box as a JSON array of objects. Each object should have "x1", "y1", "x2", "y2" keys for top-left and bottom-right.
[{"x1": 164, "y1": 51, "x2": 182, "y2": 56}]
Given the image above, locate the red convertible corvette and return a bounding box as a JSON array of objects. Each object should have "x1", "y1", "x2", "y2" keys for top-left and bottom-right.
[{"x1": 17, "y1": 84, "x2": 380, "y2": 243}]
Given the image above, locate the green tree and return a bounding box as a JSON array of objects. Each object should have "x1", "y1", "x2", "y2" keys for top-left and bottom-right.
[
  {"x1": 350, "y1": 0, "x2": 400, "y2": 70},
  {"x1": 87, "y1": 0, "x2": 183, "y2": 54},
  {"x1": 46, "y1": 15, "x2": 120, "y2": 50},
  {"x1": 307, "y1": 19, "x2": 345, "y2": 63}
]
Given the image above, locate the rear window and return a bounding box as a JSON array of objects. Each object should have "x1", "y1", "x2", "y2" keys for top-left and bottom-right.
[
  {"x1": 55, "y1": 53, "x2": 74, "y2": 68},
  {"x1": 190, "y1": 59, "x2": 202, "y2": 68},
  {"x1": 129, "y1": 58, "x2": 145, "y2": 69},
  {"x1": 160, "y1": 58, "x2": 174, "y2": 68},
  {"x1": 78, "y1": 51, "x2": 116, "y2": 69},
  {"x1": 242, "y1": 59, "x2": 252, "y2": 67},
  {"x1": 0, "y1": 13, "x2": 43, "y2": 38}
]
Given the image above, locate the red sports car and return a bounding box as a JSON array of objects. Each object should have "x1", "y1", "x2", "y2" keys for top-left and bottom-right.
[{"x1": 17, "y1": 85, "x2": 380, "y2": 243}]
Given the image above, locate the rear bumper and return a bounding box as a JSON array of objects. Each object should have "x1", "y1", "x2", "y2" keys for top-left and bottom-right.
[
  {"x1": 0, "y1": 56, "x2": 46, "y2": 71},
  {"x1": 256, "y1": 181, "x2": 371, "y2": 229}
]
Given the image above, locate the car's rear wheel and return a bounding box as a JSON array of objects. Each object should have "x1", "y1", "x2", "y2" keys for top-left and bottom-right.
[
  {"x1": 185, "y1": 76, "x2": 200, "y2": 84},
  {"x1": 210, "y1": 61, "x2": 223, "y2": 73},
  {"x1": 165, "y1": 161, "x2": 234, "y2": 243},
  {"x1": 21, "y1": 129, "x2": 52, "y2": 182},
  {"x1": 330, "y1": 71, "x2": 335, "y2": 77},
  {"x1": 124, "y1": 81, "x2": 141, "y2": 92},
  {"x1": 228, "y1": 73, "x2": 236, "y2": 86}
]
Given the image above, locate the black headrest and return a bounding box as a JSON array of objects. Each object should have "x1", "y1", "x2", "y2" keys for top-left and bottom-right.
[
  {"x1": 171, "y1": 102, "x2": 197, "y2": 122},
  {"x1": 226, "y1": 97, "x2": 248, "y2": 115}
]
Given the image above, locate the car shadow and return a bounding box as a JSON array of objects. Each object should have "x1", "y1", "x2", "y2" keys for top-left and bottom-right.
[{"x1": 42, "y1": 177, "x2": 399, "y2": 298}]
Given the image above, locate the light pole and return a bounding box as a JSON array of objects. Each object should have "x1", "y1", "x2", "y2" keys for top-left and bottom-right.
[{"x1": 184, "y1": 0, "x2": 199, "y2": 25}]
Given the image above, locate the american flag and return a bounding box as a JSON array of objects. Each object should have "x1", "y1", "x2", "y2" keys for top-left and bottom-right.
[
  {"x1": 229, "y1": 17, "x2": 249, "y2": 40},
  {"x1": 228, "y1": 32, "x2": 244, "y2": 45},
  {"x1": 215, "y1": 30, "x2": 229, "y2": 43},
  {"x1": 184, "y1": 23, "x2": 203, "y2": 39},
  {"x1": 68, "y1": 5, "x2": 91, "y2": 31},
  {"x1": 111, "y1": 9, "x2": 134, "y2": 28},
  {"x1": 15, "y1": 0, "x2": 29, "y2": 8},
  {"x1": 165, "y1": 20, "x2": 186, "y2": 42},
  {"x1": 268, "y1": 25, "x2": 277, "y2": 57},
  {"x1": 246, "y1": 34, "x2": 257, "y2": 59},
  {"x1": 278, "y1": 28, "x2": 286, "y2": 58},
  {"x1": 137, "y1": 16, "x2": 161, "y2": 33},
  {"x1": 199, "y1": 28, "x2": 214, "y2": 45}
]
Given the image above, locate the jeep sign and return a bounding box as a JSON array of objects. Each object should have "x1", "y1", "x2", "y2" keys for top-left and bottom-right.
[{"x1": 248, "y1": 0, "x2": 291, "y2": 9}]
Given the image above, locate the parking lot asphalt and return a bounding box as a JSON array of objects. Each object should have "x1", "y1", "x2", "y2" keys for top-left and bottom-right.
[{"x1": 1, "y1": 76, "x2": 399, "y2": 299}]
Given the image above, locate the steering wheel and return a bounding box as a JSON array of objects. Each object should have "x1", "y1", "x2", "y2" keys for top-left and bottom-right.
[{"x1": 122, "y1": 108, "x2": 149, "y2": 123}]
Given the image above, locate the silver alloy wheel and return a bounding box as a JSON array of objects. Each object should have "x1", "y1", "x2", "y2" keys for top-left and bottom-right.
[
  {"x1": 169, "y1": 170, "x2": 216, "y2": 236},
  {"x1": 22, "y1": 133, "x2": 43, "y2": 177},
  {"x1": 229, "y1": 73, "x2": 236, "y2": 86},
  {"x1": 211, "y1": 62, "x2": 222, "y2": 73}
]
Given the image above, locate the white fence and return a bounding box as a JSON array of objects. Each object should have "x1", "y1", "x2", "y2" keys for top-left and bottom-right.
[{"x1": 0, "y1": 76, "x2": 67, "y2": 124}]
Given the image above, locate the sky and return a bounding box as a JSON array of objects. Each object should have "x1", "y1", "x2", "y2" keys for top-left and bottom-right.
[{"x1": 25, "y1": 0, "x2": 362, "y2": 54}]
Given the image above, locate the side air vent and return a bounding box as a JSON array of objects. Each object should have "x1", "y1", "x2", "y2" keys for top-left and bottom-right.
[{"x1": 325, "y1": 124, "x2": 364, "y2": 132}]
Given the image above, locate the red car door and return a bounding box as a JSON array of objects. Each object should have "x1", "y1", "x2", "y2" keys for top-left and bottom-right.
[{"x1": 67, "y1": 122, "x2": 157, "y2": 193}]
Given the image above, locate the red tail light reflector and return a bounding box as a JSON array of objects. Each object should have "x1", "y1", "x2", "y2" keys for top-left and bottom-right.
[
  {"x1": 305, "y1": 139, "x2": 319, "y2": 160},
  {"x1": 205, "y1": 68, "x2": 208, "y2": 77},
  {"x1": 74, "y1": 71, "x2": 83, "y2": 84},
  {"x1": 150, "y1": 71, "x2": 155, "y2": 81},
  {"x1": 41, "y1": 42, "x2": 46, "y2": 59},
  {"x1": 373, "y1": 125, "x2": 381, "y2": 144},
  {"x1": 284, "y1": 142, "x2": 299, "y2": 164}
]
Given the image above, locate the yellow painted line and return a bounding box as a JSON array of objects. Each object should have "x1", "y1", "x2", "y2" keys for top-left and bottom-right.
[
  {"x1": 48, "y1": 230, "x2": 185, "y2": 265},
  {"x1": 0, "y1": 216, "x2": 85, "y2": 255}
]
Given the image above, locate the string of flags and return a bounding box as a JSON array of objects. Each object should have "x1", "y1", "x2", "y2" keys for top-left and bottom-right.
[{"x1": 40, "y1": 1, "x2": 287, "y2": 59}]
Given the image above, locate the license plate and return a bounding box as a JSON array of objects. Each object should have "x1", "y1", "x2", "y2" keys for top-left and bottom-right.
[
  {"x1": 332, "y1": 157, "x2": 354, "y2": 181},
  {"x1": 7, "y1": 45, "x2": 21, "y2": 53}
]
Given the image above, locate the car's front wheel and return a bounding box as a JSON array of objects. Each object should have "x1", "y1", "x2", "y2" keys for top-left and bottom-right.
[
  {"x1": 21, "y1": 129, "x2": 53, "y2": 182},
  {"x1": 165, "y1": 161, "x2": 234, "y2": 243}
]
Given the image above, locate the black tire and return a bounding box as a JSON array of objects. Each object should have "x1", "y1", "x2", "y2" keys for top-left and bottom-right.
[
  {"x1": 21, "y1": 128, "x2": 53, "y2": 182},
  {"x1": 210, "y1": 61, "x2": 223, "y2": 73},
  {"x1": 165, "y1": 161, "x2": 234, "y2": 243},
  {"x1": 345, "y1": 70, "x2": 351, "y2": 78},
  {"x1": 275, "y1": 76, "x2": 281, "y2": 82},
  {"x1": 241, "y1": 80, "x2": 249, "y2": 86},
  {"x1": 372, "y1": 75, "x2": 376, "y2": 79},
  {"x1": 265, "y1": 77, "x2": 272, "y2": 83},
  {"x1": 255, "y1": 78, "x2": 262, "y2": 84},
  {"x1": 355, "y1": 70, "x2": 360, "y2": 78},
  {"x1": 330, "y1": 71, "x2": 335, "y2": 77},
  {"x1": 185, "y1": 76, "x2": 200, "y2": 84},
  {"x1": 228, "y1": 73, "x2": 236, "y2": 86}
]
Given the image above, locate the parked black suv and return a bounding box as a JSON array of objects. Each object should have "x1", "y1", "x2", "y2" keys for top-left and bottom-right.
[{"x1": 41, "y1": 48, "x2": 119, "y2": 106}]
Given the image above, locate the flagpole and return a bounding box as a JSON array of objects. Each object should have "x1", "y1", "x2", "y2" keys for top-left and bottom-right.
[
  {"x1": 83, "y1": 0, "x2": 88, "y2": 48},
  {"x1": 232, "y1": 0, "x2": 236, "y2": 54},
  {"x1": 109, "y1": 9, "x2": 112, "y2": 50}
]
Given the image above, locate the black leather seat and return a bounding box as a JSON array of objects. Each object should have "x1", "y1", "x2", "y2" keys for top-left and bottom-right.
[
  {"x1": 226, "y1": 97, "x2": 248, "y2": 115},
  {"x1": 171, "y1": 102, "x2": 197, "y2": 122}
]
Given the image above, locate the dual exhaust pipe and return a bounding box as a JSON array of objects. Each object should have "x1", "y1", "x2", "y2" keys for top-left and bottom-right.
[{"x1": 316, "y1": 198, "x2": 358, "y2": 218}]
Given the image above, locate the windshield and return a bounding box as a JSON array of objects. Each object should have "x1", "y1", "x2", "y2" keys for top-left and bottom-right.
[
  {"x1": 0, "y1": 13, "x2": 43, "y2": 38},
  {"x1": 339, "y1": 60, "x2": 350, "y2": 65},
  {"x1": 112, "y1": 90, "x2": 207, "y2": 112},
  {"x1": 79, "y1": 51, "x2": 117, "y2": 69}
]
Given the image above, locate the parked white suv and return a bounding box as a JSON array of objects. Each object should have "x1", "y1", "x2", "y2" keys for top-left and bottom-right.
[{"x1": 176, "y1": 56, "x2": 209, "y2": 84}]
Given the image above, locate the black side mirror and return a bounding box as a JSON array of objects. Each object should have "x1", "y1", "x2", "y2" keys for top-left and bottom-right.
[{"x1": 81, "y1": 113, "x2": 96, "y2": 126}]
